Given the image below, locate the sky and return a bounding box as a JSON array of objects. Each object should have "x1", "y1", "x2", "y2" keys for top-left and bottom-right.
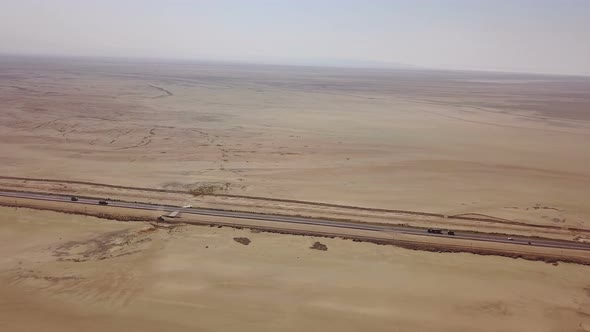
[{"x1": 1, "y1": 0, "x2": 589, "y2": 75}]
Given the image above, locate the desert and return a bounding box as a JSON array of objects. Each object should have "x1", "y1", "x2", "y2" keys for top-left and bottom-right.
[
  {"x1": 1, "y1": 207, "x2": 590, "y2": 332},
  {"x1": 1, "y1": 56, "x2": 590, "y2": 331}
]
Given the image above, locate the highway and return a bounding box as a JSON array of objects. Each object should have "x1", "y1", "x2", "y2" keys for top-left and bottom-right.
[{"x1": 1, "y1": 190, "x2": 590, "y2": 252}]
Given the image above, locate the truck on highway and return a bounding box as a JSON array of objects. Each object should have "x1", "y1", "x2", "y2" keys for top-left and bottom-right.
[
  {"x1": 427, "y1": 228, "x2": 455, "y2": 235},
  {"x1": 98, "y1": 200, "x2": 108, "y2": 205}
]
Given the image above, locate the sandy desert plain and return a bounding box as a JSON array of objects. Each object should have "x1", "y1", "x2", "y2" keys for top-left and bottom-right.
[{"x1": 1, "y1": 55, "x2": 590, "y2": 331}]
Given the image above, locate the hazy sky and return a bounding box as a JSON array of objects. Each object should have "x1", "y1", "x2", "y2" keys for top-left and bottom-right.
[{"x1": 1, "y1": 0, "x2": 589, "y2": 75}]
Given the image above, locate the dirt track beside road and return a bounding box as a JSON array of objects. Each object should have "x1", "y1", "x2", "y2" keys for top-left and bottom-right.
[{"x1": 1, "y1": 177, "x2": 587, "y2": 243}]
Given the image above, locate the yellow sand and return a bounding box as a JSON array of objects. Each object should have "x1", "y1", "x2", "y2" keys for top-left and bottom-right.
[
  {"x1": 1, "y1": 59, "x2": 590, "y2": 230},
  {"x1": 1, "y1": 207, "x2": 589, "y2": 331}
]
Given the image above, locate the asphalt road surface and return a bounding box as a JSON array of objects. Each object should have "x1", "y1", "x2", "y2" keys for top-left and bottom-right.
[{"x1": 1, "y1": 190, "x2": 589, "y2": 252}]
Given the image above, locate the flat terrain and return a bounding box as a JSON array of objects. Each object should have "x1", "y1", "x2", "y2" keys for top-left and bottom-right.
[
  {"x1": 2, "y1": 56, "x2": 590, "y2": 229},
  {"x1": 1, "y1": 208, "x2": 589, "y2": 332},
  {"x1": 2, "y1": 56, "x2": 590, "y2": 331}
]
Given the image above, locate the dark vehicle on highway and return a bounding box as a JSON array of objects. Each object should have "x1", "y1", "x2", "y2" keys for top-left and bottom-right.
[
  {"x1": 70, "y1": 196, "x2": 78, "y2": 201},
  {"x1": 427, "y1": 228, "x2": 443, "y2": 234},
  {"x1": 448, "y1": 231, "x2": 455, "y2": 236},
  {"x1": 98, "y1": 200, "x2": 108, "y2": 205}
]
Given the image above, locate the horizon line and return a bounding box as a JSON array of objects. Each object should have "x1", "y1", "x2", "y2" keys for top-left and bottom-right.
[{"x1": 1, "y1": 52, "x2": 589, "y2": 79}]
